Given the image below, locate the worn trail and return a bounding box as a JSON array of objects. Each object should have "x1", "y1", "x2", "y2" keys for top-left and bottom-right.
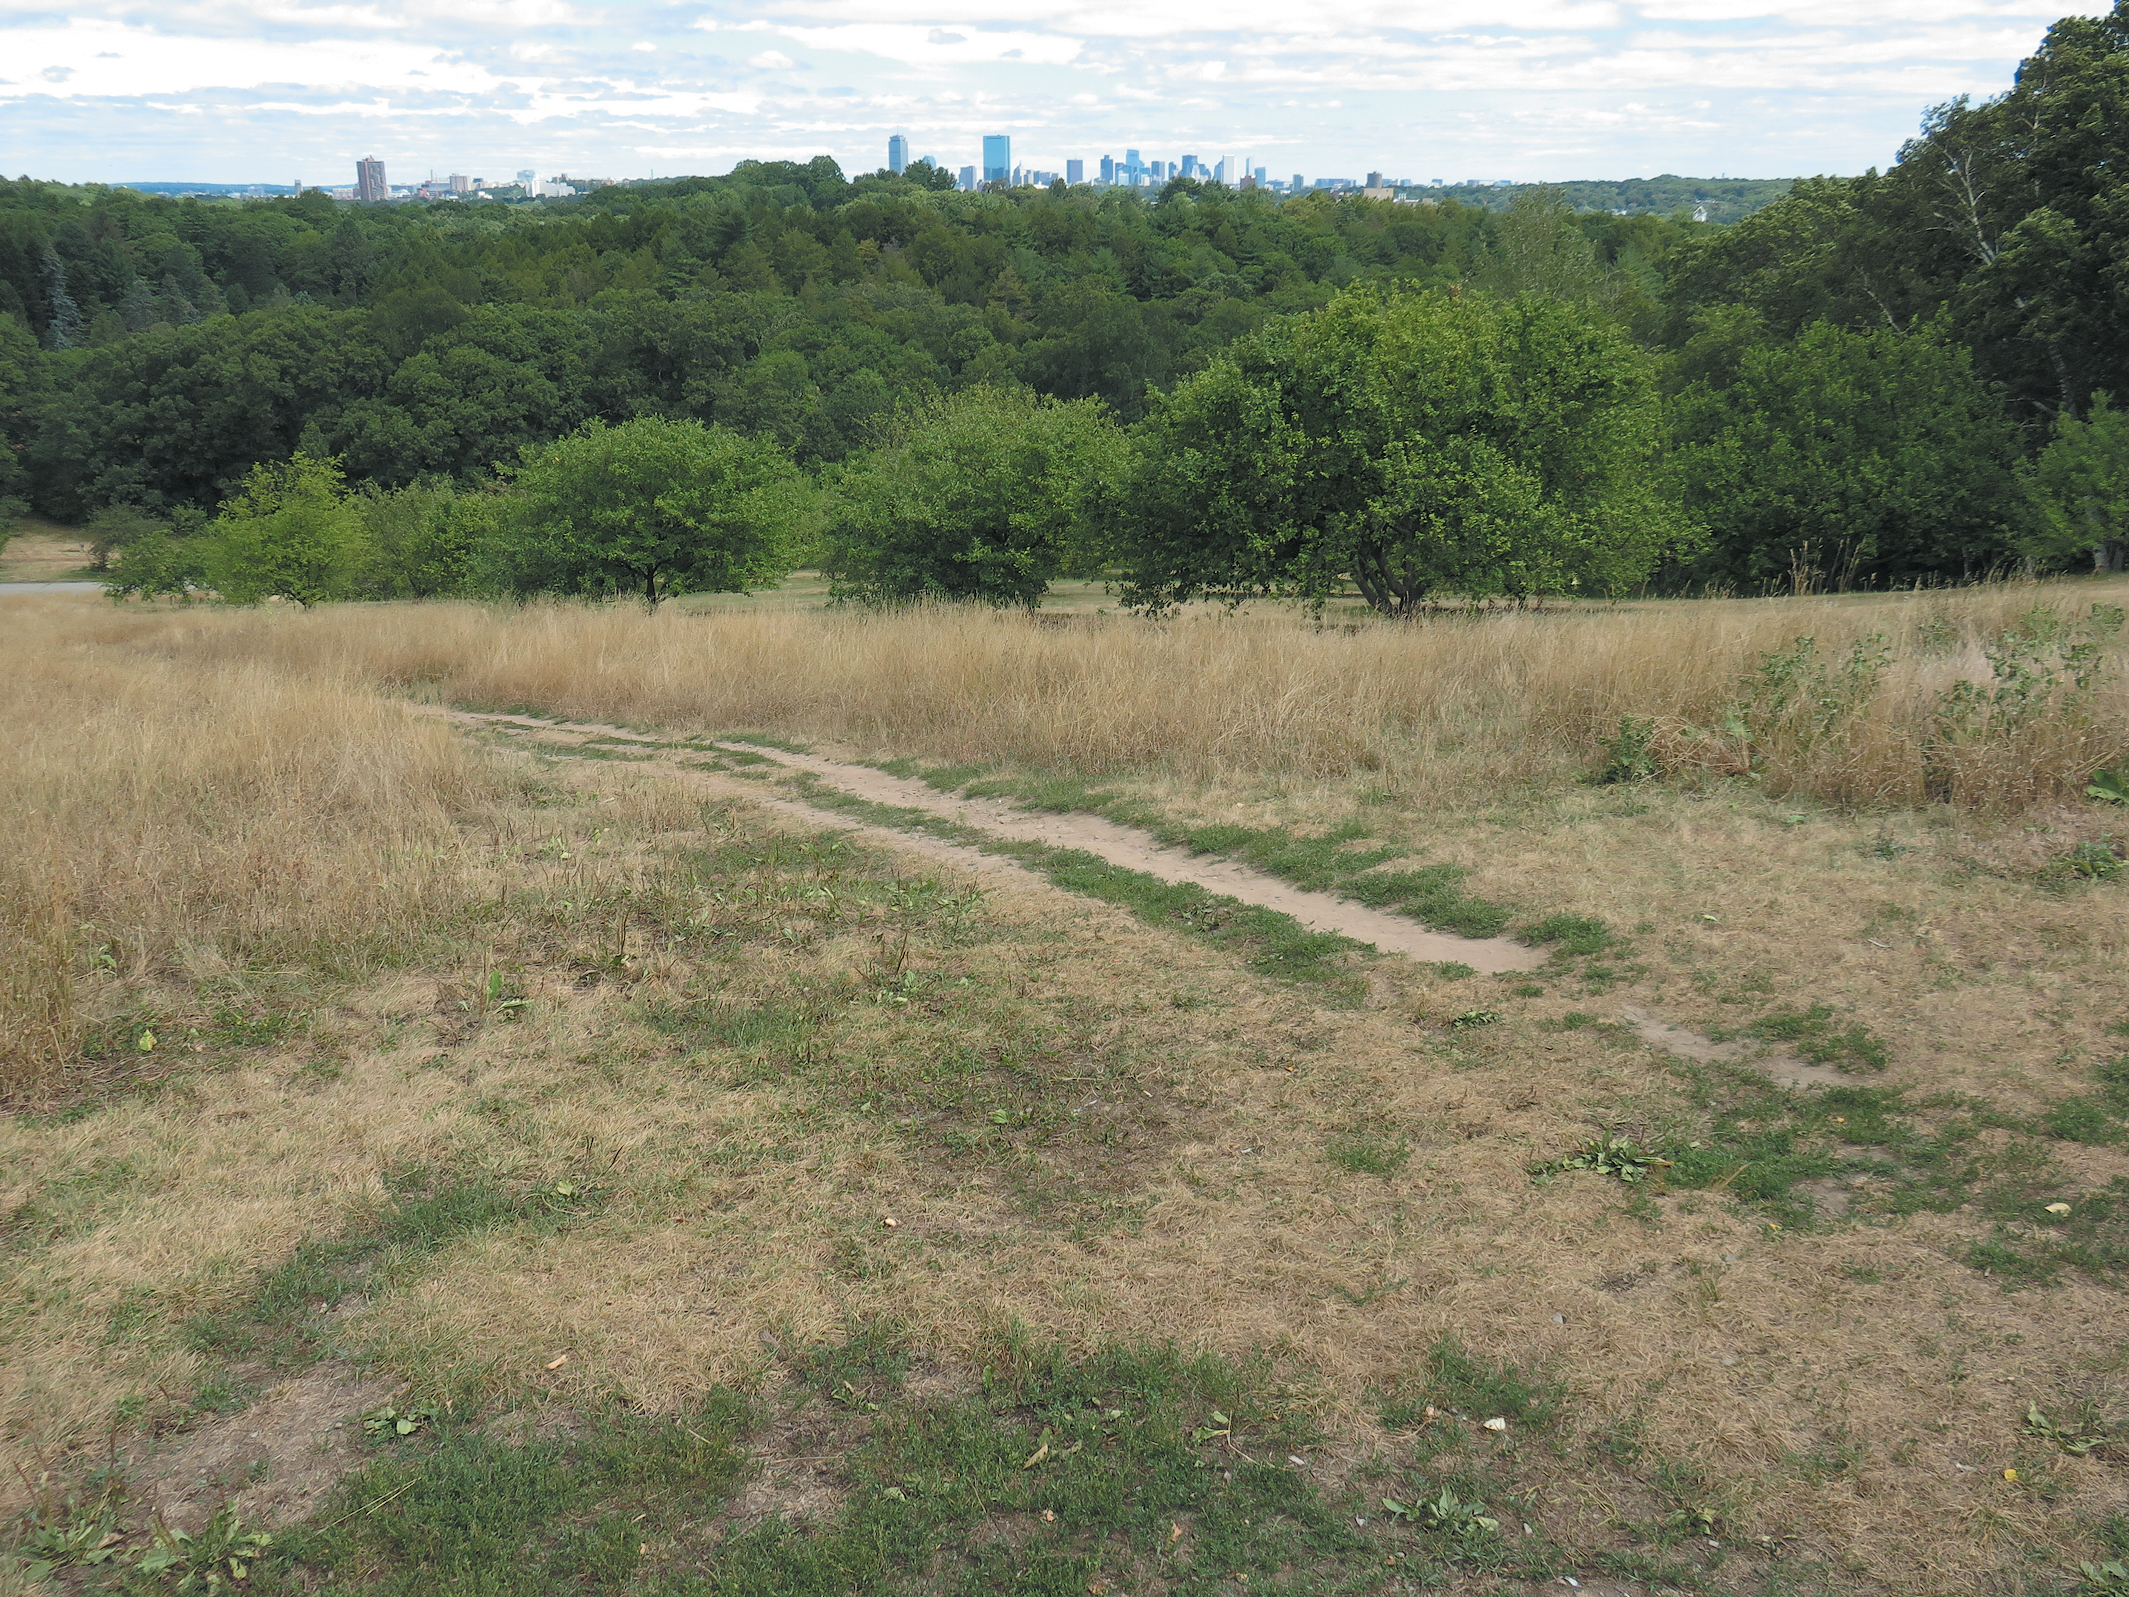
[{"x1": 443, "y1": 709, "x2": 1546, "y2": 974}]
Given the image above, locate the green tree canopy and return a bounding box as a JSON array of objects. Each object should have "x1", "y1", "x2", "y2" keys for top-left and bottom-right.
[
  {"x1": 2028, "y1": 392, "x2": 2129, "y2": 573},
  {"x1": 204, "y1": 452, "x2": 371, "y2": 606},
  {"x1": 1668, "y1": 321, "x2": 2031, "y2": 589},
  {"x1": 824, "y1": 385, "x2": 1125, "y2": 608},
  {"x1": 491, "y1": 415, "x2": 809, "y2": 603},
  {"x1": 1116, "y1": 282, "x2": 1693, "y2": 615}
]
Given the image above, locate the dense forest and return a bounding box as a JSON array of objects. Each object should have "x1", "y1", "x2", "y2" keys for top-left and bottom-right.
[{"x1": 4, "y1": 0, "x2": 2129, "y2": 606}]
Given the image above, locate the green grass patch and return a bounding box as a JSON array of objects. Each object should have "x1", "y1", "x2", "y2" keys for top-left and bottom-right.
[
  {"x1": 1381, "y1": 1337, "x2": 1569, "y2": 1434},
  {"x1": 1327, "y1": 1133, "x2": 1410, "y2": 1177},
  {"x1": 188, "y1": 1166, "x2": 610, "y2": 1375},
  {"x1": 1740, "y1": 1004, "x2": 1891, "y2": 1072},
  {"x1": 776, "y1": 773, "x2": 1368, "y2": 991},
  {"x1": 858, "y1": 758, "x2": 1524, "y2": 943}
]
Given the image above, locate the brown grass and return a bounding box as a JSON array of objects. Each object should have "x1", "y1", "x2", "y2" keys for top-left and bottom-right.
[
  {"x1": 107, "y1": 575, "x2": 2129, "y2": 812},
  {"x1": 0, "y1": 600, "x2": 499, "y2": 1100},
  {"x1": 6, "y1": 588, "x2": 2129, "y2": 1595}
]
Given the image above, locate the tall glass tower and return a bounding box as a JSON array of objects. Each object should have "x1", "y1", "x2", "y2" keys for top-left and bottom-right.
[
  {"x1": 887, "y1": 135, "x2": 909, "y2": 174},
  {"x1": 981, "y1": 135, "x2": 1010, "y2": 185},
  {"x1": 355, "y1": 156, "x2": 388, "y2": 202}
]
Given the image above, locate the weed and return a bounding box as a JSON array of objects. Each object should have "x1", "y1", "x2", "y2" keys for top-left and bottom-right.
[
  {"x1": 2092, "y1": 768, "x2": 2129, "y2": 805},
  {"x1": 2024, "y1": 1401, "x2": 2114, "y2": 1457},
  {"x1": 1533, "y1": 1136, "x2": 1674, "y2": 1184},
  {"x1": 1448, "y1": 1009, "x2": 1502, "y2": 1030},
  {"x1": 7, "y1": 1480, "x2": 126, "y2": 1581},
  {"x1": 134, "y1": 1503, "x2": 274, "y2": 1590},
  {"x1": 1593, "y1": 715, "x2": 1659, "y2": 784},
  {"x1": 363, "y1": 1403, "x2": 440, "y2": 1439},
  {"x1": 2051, "y1": 838, "x2": 2125, "y2": 882}
]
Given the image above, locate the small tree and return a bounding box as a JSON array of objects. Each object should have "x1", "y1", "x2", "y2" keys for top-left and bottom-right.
[
  {"x1": 2028, "y1": 393, "x2": 2129, "y2": 574},
  {"x1": 358, "y1": 480, "x2": 491, "y2": 598},
  {"x1": 205, "y1": 453, "x2": 371, "y2": 606},
  {"x1": 1117, "y1": 283, "x2": 1691, "y2": 615},
  {"x1": 1668, "y1": 322, "x2": 2031, "y2": 589},
  {"x1": 83, "y1": 504, "x2": 169, "y2": 572},
  {"x1": 492, "y1": 417, "x2": 808, "y2": 604},
  {"x1": 825, "y1": 385, "x2": 1125, "y2": 608}
]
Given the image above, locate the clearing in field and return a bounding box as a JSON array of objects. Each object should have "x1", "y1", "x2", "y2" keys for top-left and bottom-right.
[{"x1": 4, "y1": 579, "x2": 2129, "y2": 1597}]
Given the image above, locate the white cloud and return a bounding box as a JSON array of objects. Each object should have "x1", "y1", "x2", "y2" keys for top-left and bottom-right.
[{"x1": 0, "y1": 0, "x2": 2096, "y2": 186}]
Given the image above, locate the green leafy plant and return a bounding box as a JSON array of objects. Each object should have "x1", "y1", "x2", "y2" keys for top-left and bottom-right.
[
  {"x1": 1533, "y1": 1135, "x2": 1673, "y2": 1184},
  {"x1": 1382, "y1": 1486, "x2": 1502, "y2": 1547},
  {"x1": 8, "y1": 1488, "x2": 126, "y2": 1580},
  {"x1": 362, "y1": 1402, "x2": 439, "y2": 1438},
  {"x1": 2025, "y1": 1401, "x2": 2113, "y2": 1457},
  {"x1": 2078, "y1": 1559, "x2": 2129, "y2": 1596},
  {"x1": 2054, "y1": 838, "x2": 2125, "y2": 882},
  {"x1": 2092, "y1": 769, "x2": 2129, "y2": 805},
  {"x1": 133, "y1": 1505, "x2": 273, "y2": 1592},
  {"x1": 1593, "y1": 715, "x2": 1659, "y2": 784},
  {"x1": 1448, "y1": 1009, "x2": 1503, "y2": 1030}
]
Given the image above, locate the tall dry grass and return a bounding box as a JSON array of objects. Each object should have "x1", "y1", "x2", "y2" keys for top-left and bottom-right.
[
  {"x1": 138, "y1": 577, "x2": 2129, "y2": 809},
  {"x1": 0, "y1": 600, "x2": 501, "y2": 1102},
  {"x1": 10, "y1": 579, "x2": 2122, "y2": 1097}
]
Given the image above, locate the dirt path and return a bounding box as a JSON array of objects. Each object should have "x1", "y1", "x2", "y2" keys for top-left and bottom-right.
[{"x1": 446, "y1": 709, "x2": 1547, "y2": 974}]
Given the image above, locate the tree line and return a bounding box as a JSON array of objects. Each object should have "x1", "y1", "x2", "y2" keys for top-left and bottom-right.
[{"x1": 9, "y1": 0, "x2": 2129, "y2": 609}]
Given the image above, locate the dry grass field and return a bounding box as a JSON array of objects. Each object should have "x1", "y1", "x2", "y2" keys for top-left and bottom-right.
[{"x1": 4, "y1": 579, "x2": 2129, "y2": 1597}]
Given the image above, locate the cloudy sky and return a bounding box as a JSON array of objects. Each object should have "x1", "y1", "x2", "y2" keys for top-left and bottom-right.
[{"x1": 0, "y1": 0, "x2": 2102, "y2": 188}]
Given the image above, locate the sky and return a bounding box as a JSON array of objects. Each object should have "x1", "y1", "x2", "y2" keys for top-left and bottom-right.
[{"x1": 0, "y1": 0, "x2": 2108, "y2": 189}]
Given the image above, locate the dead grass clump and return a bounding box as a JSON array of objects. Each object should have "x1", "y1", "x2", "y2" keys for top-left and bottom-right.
[{"x1": 0, "y1": 600, "x2": 501, "y2": 1103}]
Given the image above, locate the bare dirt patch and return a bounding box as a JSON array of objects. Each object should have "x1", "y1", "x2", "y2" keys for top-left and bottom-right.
[
  {"x1": 134, "y1": 1366, "x2": 401, "y2": 1535},
  {"x1": 1618, "y1": 1002, "x2": 1860, "y2": 1089},
  {"x1": 708, "y1": 1396, "x2": 858, "y2": 1539}
]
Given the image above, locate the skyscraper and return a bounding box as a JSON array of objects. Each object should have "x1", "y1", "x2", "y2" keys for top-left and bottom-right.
[
  {"x1": 887, "y1": 135, "x2": 909, "y2": 174},
  {"x1": 355, "y1": 156, "x2": 387, "y2": 202},
  {"x1": 1066, "y1": 158, "x2": 1083, "y2": 185},
  {"x1": 981, "y1": 135, "x2": 1010, "y2": 185},
  {"x1": 959, "y1": 165, "x2": 977, "y2": 191}
]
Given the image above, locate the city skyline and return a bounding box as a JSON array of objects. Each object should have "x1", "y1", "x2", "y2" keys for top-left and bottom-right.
[{"x1": 0, "y1": 0, "x2": 2103, "y2": 187}]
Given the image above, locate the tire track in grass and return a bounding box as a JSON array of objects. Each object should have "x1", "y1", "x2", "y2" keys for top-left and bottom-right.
[{"x1": 442, "y1": 709, "x2": 1545, "y2": 974}]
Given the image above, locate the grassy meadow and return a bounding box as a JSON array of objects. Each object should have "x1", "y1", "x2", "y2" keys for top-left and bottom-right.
[{"x1": 4, "y1": 578, "x2": 2129, "y2": 1597}]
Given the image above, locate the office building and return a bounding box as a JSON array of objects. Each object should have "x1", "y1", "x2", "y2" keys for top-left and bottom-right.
[
  {"x1": 888, "y1": 135, "x2": 909, "y2": 174},
  {"x1": 1254, "y1": 165, "x2": 1267, "y2": 186},
  {"x1": 959, "y1": 165, "x2": 977, "y2": 191},
  {"x1": 1367, "y1": 171, "x2": 1383, "y2": 188},
  {"x1": 449, "y1": 173, "x2": 471, "y2": 195},
  {"x1": 1181, "y1": 154, "x2": 1198, "y2": 179},
  {"x1": 1099, "y1": 154, "x2": 1115, "y2": 183},
  {"x1": 982, "y1": 135, "x2": 1010, "y2": 185},
  {"x1": 516, "y1": 168, "x2": 536, "y2": 187},
  {"x1": 1292, "y1": 172, "x2": 1305, "y2": 191},
  {"x1": 355, "y1": 156, "x2": 388, "y2": 202},
  {"x1": 1066, "y1": 158, "x2": 1084, "y2": 184}
]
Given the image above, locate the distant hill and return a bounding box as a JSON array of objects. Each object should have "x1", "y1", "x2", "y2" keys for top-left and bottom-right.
[
  {"x1": 1420, "y1": 176, "x2": 1801, "y2": 223},
  {"x1": 117, "y1": 182, "x2": 299, "y2": 197}
]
